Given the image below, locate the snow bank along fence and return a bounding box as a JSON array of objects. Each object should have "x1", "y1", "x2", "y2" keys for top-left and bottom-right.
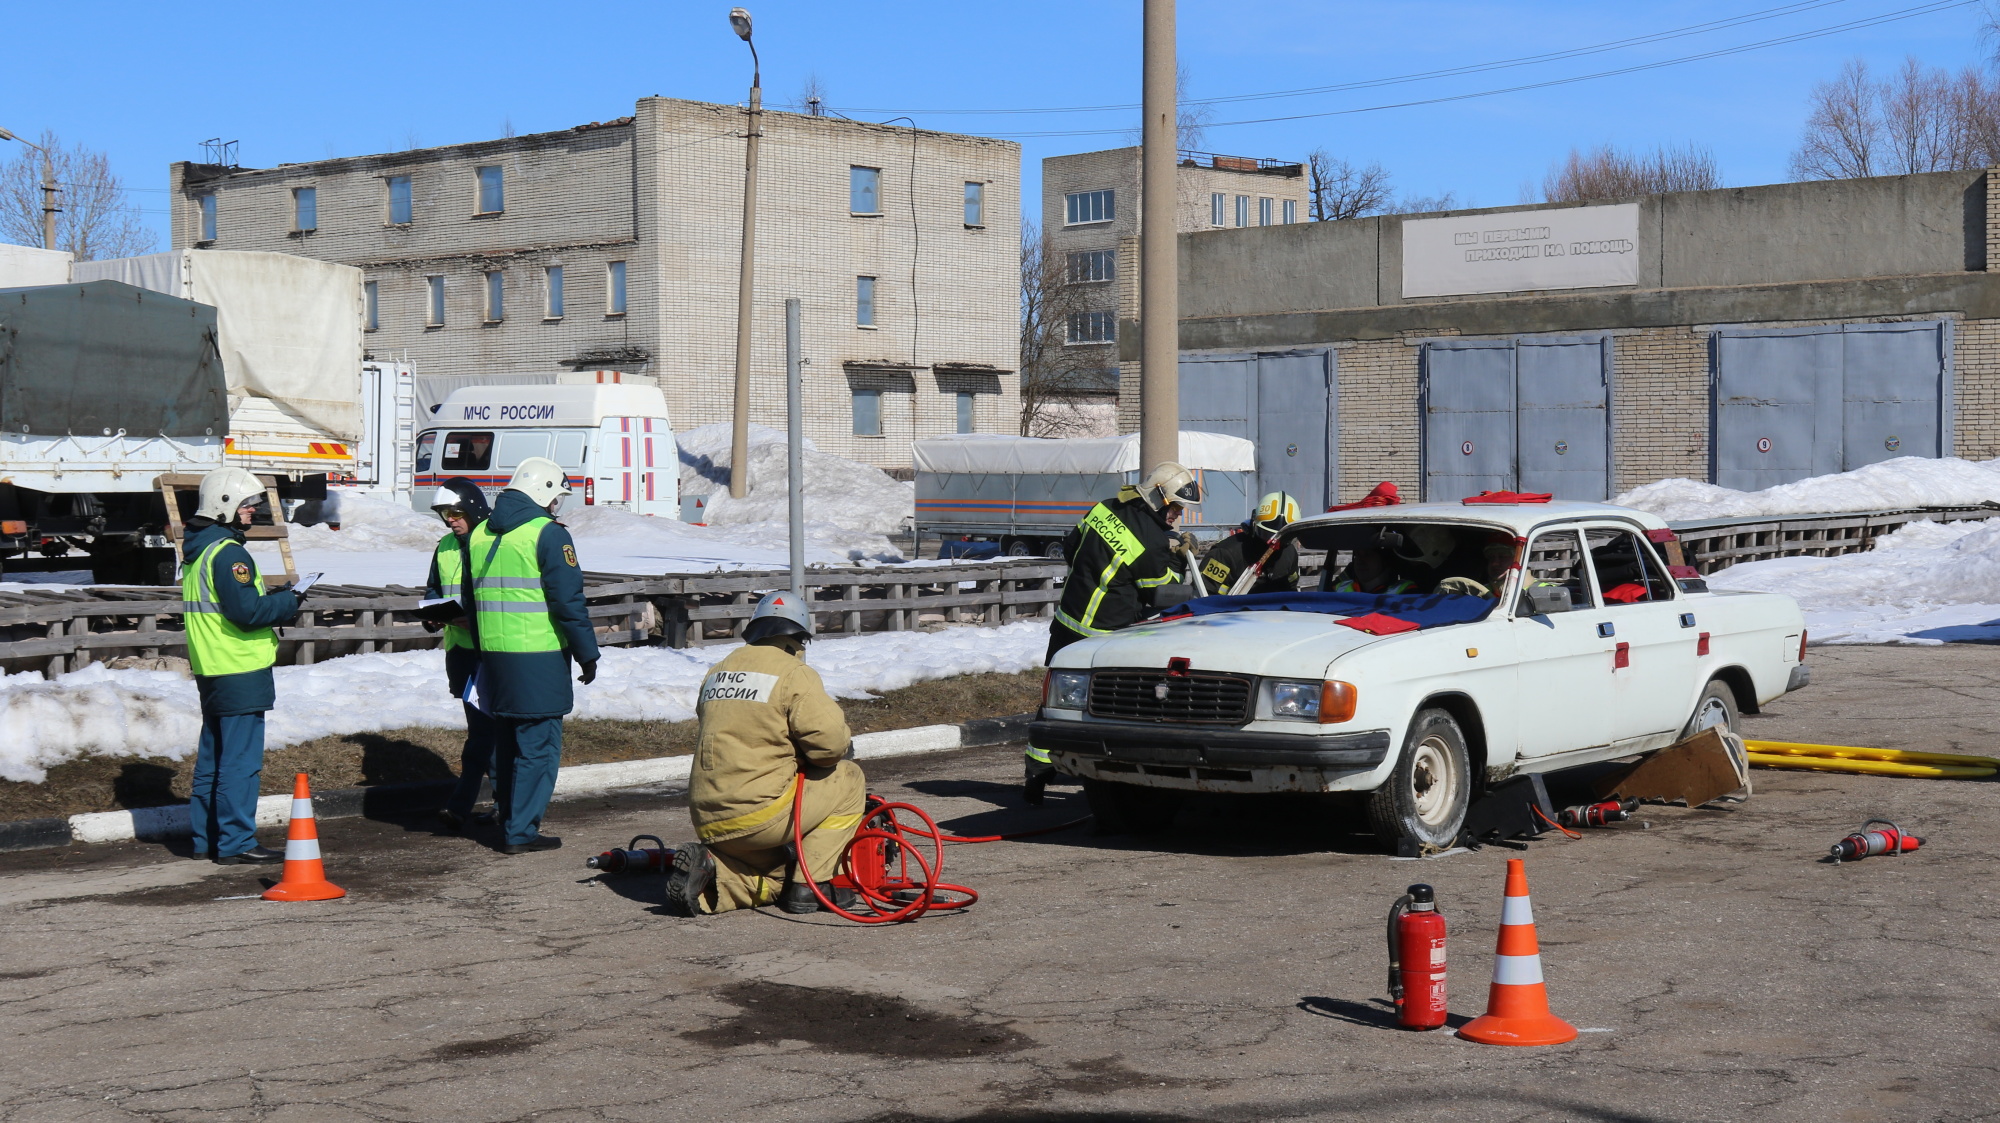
[
  {"x1": 0, "y1": 561, "x2": 1066, "y2": 678},
  {"x1": 1670, "y1": 505, "x2": 2000, "y2": 576}
]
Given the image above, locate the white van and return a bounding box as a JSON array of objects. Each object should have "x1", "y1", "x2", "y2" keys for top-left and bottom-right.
[{"x1": 413, "y1": 384, "x2": 679, "y2": 517}]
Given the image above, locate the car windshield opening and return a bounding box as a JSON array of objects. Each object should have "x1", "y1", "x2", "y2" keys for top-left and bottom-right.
[{"x1": 1288, "y1": 522, "x2": 1520, "y2": 599}]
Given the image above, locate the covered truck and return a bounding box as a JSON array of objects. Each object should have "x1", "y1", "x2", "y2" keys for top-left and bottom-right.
[{"x1": 912, "y1": 431, "x2": 1258, "y2": 556}]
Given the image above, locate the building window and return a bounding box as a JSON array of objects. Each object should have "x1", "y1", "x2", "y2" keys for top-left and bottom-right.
[
  {"x1": 387, "y1": 175, "x2": 412, "y2": 225},
  {"x1": 292, "y1": 187, "x2": 317, "y2": 232},
  {"x1": 850, "y1": 166, "x2": 881, "y2": 214},
  {"x1": 855, "y1": 275, "x2": 877, "y2": 327},
  {"x1": 544, "y1": 265, "x2": 564, "y2": 319},
  {"x1": 475, "y1": 165, "x2": 504, "y2": 214},
  {"x1": 852, "y1": 389, "x2": 883, "y2": 436},
  {"x1": 1259, "y1": 197, "x2": 1273, "y2": 226},
  {"x1": 963, "y1": 181, "x2": 984, "y2": 227},
  {"x1": 1283, "y1": 198, "x2": 1297, "y2": 224},
  {"x1": 606, "y1": 260, "x2": 626, "y2": 315},
  {"x1": 1067, "y1": 310, "x2": 1116, "y2": 344},
  {"x1": 956, "y1": 392, "x2": 977, "y2": 434},
  {"x1": 483, "y1": 271, "x2": 504, "y2": 322},
  {"x1": 1234, "y1": 195, "x2": 1248, "y2": 228},
  {"x1": 198, "y1": 195, "x2": 217, "y2": 242},
  {"x1": 426, "y1": 276, "x2": 445, "y2": 327},
  {"x1": 1067, "y1": 250, "x2": 1115, "y2": 283},
  {"x1": 1065, "y1": 189, "x2": 1114, "y2": 225},
  {"x1": 1210, "y1": 193, "x2": 1225, "y2": 227},
  {"x1": 364, "y1": 281, "x2": 379, "y2": 332}
]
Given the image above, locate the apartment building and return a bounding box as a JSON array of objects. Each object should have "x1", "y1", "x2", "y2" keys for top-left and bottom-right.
[
  {"x1": 168, "y1": 98, "x2": 1020, "y2": 469},
  {"x1": 1039, "y1": 147, "x2": 1308, "y2": 430}
]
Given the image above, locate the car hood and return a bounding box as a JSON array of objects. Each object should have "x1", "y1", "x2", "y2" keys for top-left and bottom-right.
[{"x1": 1065, "y1": 611, "x2": 1407, "y2": 678}]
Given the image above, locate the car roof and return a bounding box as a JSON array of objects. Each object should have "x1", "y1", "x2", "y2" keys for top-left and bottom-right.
[{"x1": 1291, "y1": 500, "x2": 1669, "y2": 536}]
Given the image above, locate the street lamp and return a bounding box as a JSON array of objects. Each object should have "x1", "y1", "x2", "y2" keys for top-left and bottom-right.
[
  {"x1": 0, "y1": 127, "x2": 59, "y2": 251},
  {"x1": 727, "y1": 7, "x2": 761, "y2": 499}
]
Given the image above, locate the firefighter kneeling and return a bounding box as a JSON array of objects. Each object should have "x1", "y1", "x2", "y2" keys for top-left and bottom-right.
[{"x1": 664, "y1": 592, "x2": 865, "y2": 917}]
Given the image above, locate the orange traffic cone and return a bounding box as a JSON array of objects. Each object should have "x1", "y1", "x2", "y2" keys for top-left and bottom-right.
[
  {"x1": 262, "y1": 774, "x2": 346, "y2": 902},
  {"x1": 1457, "y1": 858, "x2": 1575, "y2": 1046}
]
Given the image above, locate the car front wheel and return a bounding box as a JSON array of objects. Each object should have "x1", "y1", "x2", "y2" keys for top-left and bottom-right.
[{"x1": 1366, "y1": 708, "x2": 1472, "y2": 854}]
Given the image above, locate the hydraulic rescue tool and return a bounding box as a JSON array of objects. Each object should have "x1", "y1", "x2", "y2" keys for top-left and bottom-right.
[
  {"x1": 1829, "y1": 818, "x2": 1924, "y2": 863},
  {"x1": 1386, "y1": 884, "x2": 1448, "y2": 1030},
  {"x1": 1556, "y1": 799, "x2": 1636, "y2": 829},
  {"x1": 586, "y1": 835, "x2": 674, "y2": 874}
]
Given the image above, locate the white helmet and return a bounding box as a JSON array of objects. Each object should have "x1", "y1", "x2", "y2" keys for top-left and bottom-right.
[
  {"x1": 743, "y1": 590, "x2": 814, "y2": 643},
  {"x1": 506, "y1": 456, "x2": 573, "y2": 513},
  {"x1": 1137, "y1": 462, "x2": 1203, "y2": 511},
  {"x1": 1251, "y1": 491, "x2": 1301, "y2": 536},
  {"x1": 195, "y1": 468, "x2": 268, "y2": 522}
]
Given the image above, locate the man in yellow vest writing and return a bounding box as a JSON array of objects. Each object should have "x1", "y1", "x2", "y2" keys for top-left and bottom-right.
[
  {"x1": 467, "y1": 457, "x2": 600, "y2": 854},
  {"x1": 180, "y1": 469, "x2": 304, "y2": 864},
  {"x1": 422, "y1": 477, "x2": 497, "y2": 833}
]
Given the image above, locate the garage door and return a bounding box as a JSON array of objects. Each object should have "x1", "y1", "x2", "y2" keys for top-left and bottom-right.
[
  {"x1": 1179, "y1": 349, "x2": 1334, "y2": 511},
  {"x1": 1712, "y1": 322, "x2": 1946, "y2": 490},
  {"x1": 1421, "y1": 337, "x2": 1611, "y2": 501}
]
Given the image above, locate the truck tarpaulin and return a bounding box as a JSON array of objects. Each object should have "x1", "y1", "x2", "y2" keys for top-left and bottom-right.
[
  {"x1": 72, "y1": 250, "x2": 362, "y2": 441},
  {"x1": 0, "y1": 281, "x2": 227, "y2": 437}
]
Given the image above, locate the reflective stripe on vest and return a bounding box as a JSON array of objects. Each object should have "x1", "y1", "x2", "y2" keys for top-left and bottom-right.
[
  {"x1": 180, "y1": 538, "x2": 278, "y2": 677},
  {"x1": 433, "y1": 531, "x2": 474, "y2": 652},
  {"x1": 467, "y1": 517, "x2": 562, "y2": 653},
  {"x1": 1058, "y1": 503, "x2": 1146, "y2": 637}
]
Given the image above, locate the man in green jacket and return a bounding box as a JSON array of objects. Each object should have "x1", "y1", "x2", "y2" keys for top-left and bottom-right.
[
  {"x1": 181, "y1": 469, "x2": 304, "y2": 864},
  {"x1": 422, "y1": 477, "x2": 497, "y2": 833}
]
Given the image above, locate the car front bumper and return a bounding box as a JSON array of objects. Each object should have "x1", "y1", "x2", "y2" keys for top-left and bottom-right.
[{"x1": 1028, "y1": 720, "x2": 1393, "y2": 793}]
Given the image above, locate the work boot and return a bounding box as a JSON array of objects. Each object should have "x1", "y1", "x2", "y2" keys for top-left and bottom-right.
[
  {"x1": 215, "y1": 845, "x2": 285, "y2": 865},
  {"x1": 501, "y1": 835, "x2": 562, "y2": 855},
  {"x1": 1024, "y1": 757, "x2": 1057, "y2": 806},
  {"x1": 778, "y1": 879, "x2": 861, "y2": 915},
  {"x1": 663, "y1": 843, "x2": 716, "y2": 918}
]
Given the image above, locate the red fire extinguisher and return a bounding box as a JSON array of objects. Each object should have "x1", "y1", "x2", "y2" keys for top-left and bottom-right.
[{"x1": 1387, "y1": 883, "x2": 1447, "y2": 1030}]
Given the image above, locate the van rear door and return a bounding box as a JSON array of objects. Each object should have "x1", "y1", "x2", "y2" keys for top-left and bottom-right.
[{"x1": 595, "y1": 417, "x2": 676, "y2": 517}]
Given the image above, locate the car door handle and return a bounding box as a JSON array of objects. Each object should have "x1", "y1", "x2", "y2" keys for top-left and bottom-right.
[
  {"x1": 1597, "y1": 621, "x2": 1616, "y2": 638},
  {"x1": 1679, "y1": 613, "x2": 1696, "y2": 628}
]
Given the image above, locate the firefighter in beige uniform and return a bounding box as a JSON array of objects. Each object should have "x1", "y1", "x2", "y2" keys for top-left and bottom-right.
[{"x1": 664, "y1": 592, "x2": 866, "y2": 916}]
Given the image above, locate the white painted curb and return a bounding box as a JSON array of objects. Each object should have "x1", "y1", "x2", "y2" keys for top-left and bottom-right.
[{"x1": 62, "y1": 723, "x2": 974, "y2": 845}]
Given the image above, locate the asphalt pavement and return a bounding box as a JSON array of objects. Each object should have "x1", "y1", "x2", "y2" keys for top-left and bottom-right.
[{"x1": 2, "y1": 643, "x2": 1998, "y2": 1123}]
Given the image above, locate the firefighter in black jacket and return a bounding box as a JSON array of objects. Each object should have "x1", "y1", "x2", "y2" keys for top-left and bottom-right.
[
  {"x1": 1029, "y1": 462, "x2": 1202, "y2": 802},
  {"x1": 1199, "y1": 492, "x2": 1302, "y2": 596}
]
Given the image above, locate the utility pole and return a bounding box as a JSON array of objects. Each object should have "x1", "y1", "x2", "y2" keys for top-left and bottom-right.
[
  {"x1": 0, "y1": 128, "x2": 59, "y2": 250},
  {"x1": 728, "y1": 8, "x2": 762, "y2": 499},
  {"x1": 1138, "y1": 0, "x2": 1178, "y2": 473},
  {"x1": 785, "y1": 298, "x2": 806, "y2": 598}
]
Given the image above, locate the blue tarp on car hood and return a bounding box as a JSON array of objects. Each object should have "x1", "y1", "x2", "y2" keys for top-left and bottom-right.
[{"x1": 1159, "y1": 591, "x2": 1496, "y2": 629}]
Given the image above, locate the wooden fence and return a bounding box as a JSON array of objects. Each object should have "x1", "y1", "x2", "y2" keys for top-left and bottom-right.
[
  {"x1": 1669, "y1": 506, "x2": 2000, "y2": 575},
  {"x1": 0, "y1": 561, "x2": 1065, "y2": 679}
]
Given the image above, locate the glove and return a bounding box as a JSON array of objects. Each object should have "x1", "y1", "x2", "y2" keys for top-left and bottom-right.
[
  {"x1": 1024, "y1": 757, "x2": 1055, "y2": 806},
  {"x1": 1178, "y1": 531, "x2": 1199, "y2": 555},
  {"x1": 577, "y1": 660, "x2": 598, "y2": 685}
]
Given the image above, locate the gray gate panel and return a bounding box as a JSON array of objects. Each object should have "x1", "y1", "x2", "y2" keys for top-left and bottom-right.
[
  {"x1": 1713, "y1": 329, "x2": 1841, "y2": 491},
  {"x1": 1516, "y1": 339, "x2": 1610, "y2": 500},
  {"x1": 1255, "y1": 350, "x2": 1332, "y2": 511},
  {"x1": 1178, "y1": 356, "x2": 1255, "y2": 440},
  {"x1": 1422, "y1": 341, "x2": 1516, "y2": 500},
  {"x1": 1842, "y1": 323, "x2": 1942, "y2": 469}
]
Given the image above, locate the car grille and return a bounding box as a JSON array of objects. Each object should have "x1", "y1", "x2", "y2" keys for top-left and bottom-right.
[{"x1": 1088, "y1": 670, "x2": 1253, "y2": 725}]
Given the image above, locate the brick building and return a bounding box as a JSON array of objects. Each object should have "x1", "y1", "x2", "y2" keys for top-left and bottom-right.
[
  {"x1": 1156, "y1": 169, "x2": 2000, "y2": 507},
  {"x1": 168, "y1": 98, "x2": 1020, "y2": 469},
  {"x1": 1038, "y1": 148, "x2": 1308, "y2": 432}
]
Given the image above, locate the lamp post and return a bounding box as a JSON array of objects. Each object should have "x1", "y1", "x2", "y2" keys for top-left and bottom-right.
[
  {"x1": 1138, "y1": 0, "x2": 1179, "y2": 474},
  {"x1": 0, "y1": 127, "x2": 59, "y2": 250},
  {"x1": 727, "y1": 7, "x2": 761, "y2": 499}
]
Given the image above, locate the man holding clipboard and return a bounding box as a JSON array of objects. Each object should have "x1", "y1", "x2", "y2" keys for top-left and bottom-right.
[{"x1": 419, "y1": 478, "x2": 496, "y2": 834}]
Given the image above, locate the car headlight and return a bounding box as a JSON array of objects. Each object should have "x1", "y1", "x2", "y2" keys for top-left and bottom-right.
[
  {"x1": 1271, "y1": 680, "x2": 1322, "y2": 719},
  {"x1": 1046, "y1": 671, "x2": 1090, "y2": 710}
]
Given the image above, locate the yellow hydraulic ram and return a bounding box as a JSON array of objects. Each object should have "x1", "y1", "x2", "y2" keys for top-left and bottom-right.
[{"x1": 1744, "y1": 739, "x2": 1999, "y2": 780}]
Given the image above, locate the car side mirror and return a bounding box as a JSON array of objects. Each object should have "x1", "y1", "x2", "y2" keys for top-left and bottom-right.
[{"x1": 1523, "y1": 584, "x2": 1572, "y2": 615}]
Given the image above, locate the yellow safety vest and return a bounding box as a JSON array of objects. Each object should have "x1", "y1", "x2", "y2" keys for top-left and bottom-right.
[
  {"x1": 180, "y1": 538, "x2": 279, "y2": 677},
  {"x1": 467, "y1": 517, "x2": 562, "y2": 654},
  {"x1": 432, "y1": 531, "x2": 474, "y2": 652}
]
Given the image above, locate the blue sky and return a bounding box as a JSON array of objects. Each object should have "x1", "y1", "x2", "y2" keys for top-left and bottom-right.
[{"x1": 2, "y1": 0, "x2": 1991, "y2": 249}]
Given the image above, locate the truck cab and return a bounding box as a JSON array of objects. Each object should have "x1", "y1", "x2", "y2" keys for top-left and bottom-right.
[{"x1": 414, "y1": 384, "x2": 678, "y2": 517}]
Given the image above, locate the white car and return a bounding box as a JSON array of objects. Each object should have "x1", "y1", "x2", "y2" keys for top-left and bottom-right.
[{"x1": 1029, "y1": 500, "x2": 1809, "y2": 852}]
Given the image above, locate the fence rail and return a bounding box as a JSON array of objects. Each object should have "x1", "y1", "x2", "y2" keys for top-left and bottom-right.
[
  {"x1": 1669, "y1": 505, "x2": 2000, "y2": 575},
  {"x1": 0, "y1": 561, "x2": 1065, "y2": 680}
]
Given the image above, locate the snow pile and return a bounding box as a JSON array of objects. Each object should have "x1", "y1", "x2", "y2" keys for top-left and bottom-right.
[
  {"x1": 0, "y1": 620, "x2": 1050, "y2": 783},
  {"x1": 290, "y1": 490, "x2": 445, "y2": 553},
  {"x1": 677, "y1": 421, "x2": 913, "y2": 560},
  {"x1": 1710, "y1": 518, "x2": 2000, "y2": 643},
  {"x1": 1615, "y1": 457, "x2": 2000, "y2": 522}
]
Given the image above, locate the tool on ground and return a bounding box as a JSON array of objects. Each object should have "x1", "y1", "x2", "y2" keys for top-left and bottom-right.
[
  {"x1": 586, "y1": 835, "x2": 674, "y2": 874},
  {"x1": 1748, "y1": 740, "x2": 1999, "y2": 780},
  {"x1": 789, "y1": 775, "x2": 1092, "y2": 924},
  {"x1": 1458, "y1": 858, "x2": 1576, "y2": 1046},
  {"x1": 1557, "y1": 799, "x2": 1636, "y2": 829},
  {"x1": 262, "y1": 774, "x2": 346, "y2": 902},
  {"x1": 1387, "y1": 884, "x2": 1448, "y2": 1030},
  {"x1": 1830, "y1": 818, "x2": 1924, "y2": 863},
  {"x1": 1456, "y1": 774, "x2": 1557, "y2": 852}
]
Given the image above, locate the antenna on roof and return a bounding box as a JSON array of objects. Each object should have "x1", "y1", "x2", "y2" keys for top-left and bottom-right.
[{"x1": 199, "y1": 138, "x2": 239, "y2": 168}]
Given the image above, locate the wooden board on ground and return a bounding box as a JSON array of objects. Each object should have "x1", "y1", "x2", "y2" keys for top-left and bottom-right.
[{"x1": 1590, "y1": 728, "x2": 1744, "y2": 807}]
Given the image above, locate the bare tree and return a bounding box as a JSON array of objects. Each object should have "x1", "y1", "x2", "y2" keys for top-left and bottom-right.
[
  {"x1": 1792, "y1": 58, "x2": 1880, "y2": 178},
  {"x1": 1018, "y1": 222, "x2": 1116, "y2": 438},
  {"x1": 1394, "y1": 191, "x2": 1463, "y2": 214},
  {"x1": 1305, "y1": 149, "x2": 1392, "y2": 221},
  {"x1": 1176, "y1": 65, "x2": 1213, "y2": 152},
  {"x1": 1543, "y1": 143, "x2": 1720, "y2": 202},
  {"x1": 1791, "y1": 56, "x2": 2000, "y2": 179},
  {"x1": 792, "y1": 73, "x2": 830, "y2": 117},
  {"x1": 0, "y1": 131, "x2": 154, "y2": 259}
]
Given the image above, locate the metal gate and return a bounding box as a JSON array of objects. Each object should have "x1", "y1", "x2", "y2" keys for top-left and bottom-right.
[
  {"x1": 1421, "y1": 337, "x2": 1611, "y2": 501},
  {"x1": 1712, "y1": 322, "x2": 1947, "y2": 491},
  {"x1": 1179, "y1": 349, "x2": 1334, "y2": 511}
]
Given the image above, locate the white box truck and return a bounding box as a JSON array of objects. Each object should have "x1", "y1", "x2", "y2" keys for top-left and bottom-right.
[{"x1": 415, "y1": 383, "x2": 678, "y2": 517}]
